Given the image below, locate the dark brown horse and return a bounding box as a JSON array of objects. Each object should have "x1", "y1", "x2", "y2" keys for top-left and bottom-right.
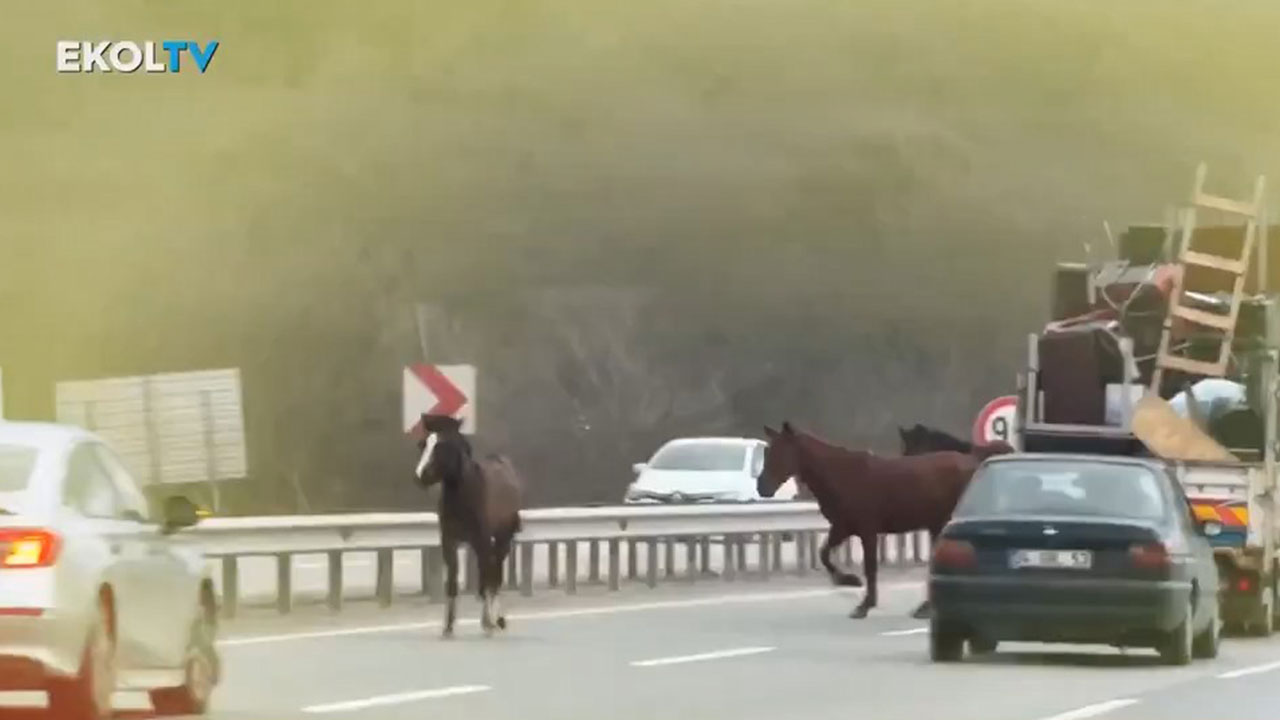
[
  {"x1": 414, "y1": 413, "x2": 523, "y2": 638},
  {"x1": 758, "y1": 422, "x2": 978, "y2": 619},
  {"x1": 899, "y1": 423, "x2": 1014, "y2": 460}
]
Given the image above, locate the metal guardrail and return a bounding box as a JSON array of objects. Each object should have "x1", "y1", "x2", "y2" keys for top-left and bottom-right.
[{"x1": 191, "y1": 503, "x2": 931, "y2": 618}]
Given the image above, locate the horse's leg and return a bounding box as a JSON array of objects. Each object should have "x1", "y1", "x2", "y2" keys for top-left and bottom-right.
[
  {"x1": 820, "y1": 528, "x2": 862, "y2": 587},
  {"x1": 850, "y1": 533, "x2": 878, "y2": 619},
  {"x1": 910, "y1": 526, "x2": 942, "y2": 619},
  {"x1": 473, "y1": 534, "x2": 495, "y2": 636},
  {"x1": 492, "y1": 526, "x2": 515, "y2": 630},
  {"x1": 441, "y1": 531, "x2": 459, "y2": 638}
]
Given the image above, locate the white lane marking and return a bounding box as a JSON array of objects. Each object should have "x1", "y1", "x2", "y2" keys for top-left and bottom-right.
[
  {"x1": 220, "y1": 581, "x2": 922, "y2": 647},
  {"x1": 302, "y1": 684, "x2": 489, "y2": 713},
  {"x1": 631, "y1": 646, "x2": 775, "y2": 667},
  {"x1": 1038, "y1": 698, "x2": 1139, "y2": 720},
  {"x1": 880, "y1": 626, "x2": 927, "y2": 636},
  {"x1": 1217, "y1": 659, "x2": 1280, "y2": 679}
]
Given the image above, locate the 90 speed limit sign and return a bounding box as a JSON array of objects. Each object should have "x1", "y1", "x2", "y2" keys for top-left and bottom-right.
[{"x1": 972, "y1": 395, "x2": 1017, "y2": 446}]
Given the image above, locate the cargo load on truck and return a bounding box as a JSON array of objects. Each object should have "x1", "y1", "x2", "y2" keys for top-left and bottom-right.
[{"x1": 1016, "y1": 163, "x2": 1279, "y2": 634}]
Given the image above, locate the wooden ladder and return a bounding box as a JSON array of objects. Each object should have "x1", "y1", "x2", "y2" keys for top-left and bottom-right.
[{"x1": 1150, "y1": 163, "x2": 1267, "y2": 391}]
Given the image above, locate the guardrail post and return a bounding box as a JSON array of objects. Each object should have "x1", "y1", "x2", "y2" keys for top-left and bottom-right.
[
  {"x1": 685, "y1": 538, "x2": 697, "y2": 582},
  {"x1": 808, "y1": 533, "x2": 819, "y2": 570},
  {"x1": 220, "y1": 556, "x2": 238, "y2": 619},
  {"x1": 327, "y1": 551, "x2": 343, "y2": 612},
  {"x1": 548, "y1": 541, "x2": 560, "y2": 588},
  {"x1": 723, "y1": 537, "x2": 737, "y2": 581},
  {"x1": 796, "y1": 531, "x2": 808, "y2": 575},
  {"x1": 376, "y1": 549, "x2": 394, "y2": 608},
  {"x1": 588, "y1": 540, "x2": 601, "y2": 584},
  {"x1": 736, "y1": 536, "x2": 748, "y2": 573},
  {"x1": 423, "y1": 546, "x2": 443, "y2": 602},
  {"x1": 627, "y1": 540, "x2": 638, "y2": 580},
  {"x1": 842, "y1": 539, "x2": 854, "y2": 567},
  {"x1": 645, "y1": 539, "x2": 658, "y2": 589},
  {"x1": 465, "y1": 547, "x2": 479, "y2": 595},
  {"x1": 664, "y1": 538, "x2": 675, "y2": 578},
  {"x1": 276, "y1": 553, "x2": 292, "y2": 614},
  {"x1": 878, "y1": 535, "x2": 888, "y2": 564},
  {"x1": 699, "y1": 536, "x2": 711, "y2": 576},
  {"x1": 758, "y1": 533, "x2": 770, "y2": 580},
  {"x1": 771, "y1": 534, "x2": 783, "y2": 573},
  {"x1": 565, "y1": 542, "x2": 578, "y2": 595},
  {"x1": 507, "y1": 546, "x2": 518, "y2": 590},
  {"x1": 607, "y1": 539, "x2": 621, "y2": 591},
  {"x1": 916, "y1": 531, "x2": 929, "y2": 563},
  {"x1": 896, "y1": 534, "x2": 907, "y2": 567},
  {"x1": 519, "y1": 542, "x2": 534, "y2": 597}
]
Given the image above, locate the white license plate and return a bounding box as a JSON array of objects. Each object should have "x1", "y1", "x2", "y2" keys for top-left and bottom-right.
[{"x1": 1010, "y1": 549, "x2": 1093, "y2": 570}]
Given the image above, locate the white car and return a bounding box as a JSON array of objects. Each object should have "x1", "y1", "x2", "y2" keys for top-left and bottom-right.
[
  {"x1": 0, "y1": 422, "x2": 219, "y2": 719},
  {"x1": 624, "y1": 437, "x2": 798, "y2": 503}
]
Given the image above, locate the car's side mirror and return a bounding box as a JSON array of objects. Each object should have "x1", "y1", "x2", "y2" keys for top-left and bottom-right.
[
  {"x1": 162, "y1": 496, "x2": 200, "y2": 534},
  {"x1": 632, "y1": 462, "x2": 648, "y2": 476}
]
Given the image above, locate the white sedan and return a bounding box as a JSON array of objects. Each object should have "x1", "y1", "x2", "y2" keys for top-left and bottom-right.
[
  {"x1": 0, "y1": 422, "x2": 219, "y2": 719},
  {"x1": 624, "y1": 437, "x2": 799, "y2": 503}
]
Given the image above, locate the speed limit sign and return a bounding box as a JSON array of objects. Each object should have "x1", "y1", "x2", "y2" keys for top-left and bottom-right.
[{"x1": 973, "y1": 395, "x2": 1018, "y2": 445}]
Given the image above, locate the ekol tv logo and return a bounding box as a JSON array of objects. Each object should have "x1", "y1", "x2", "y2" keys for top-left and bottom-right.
[{"x1": 56, "y1": 41, "x2": 219, "y2": 74}]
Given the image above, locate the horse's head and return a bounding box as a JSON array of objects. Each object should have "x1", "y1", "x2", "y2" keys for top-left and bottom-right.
[
  {"x1": 898, "y1": 423, "x2": 932, "y2": 456},
  {"x1": 759, "y1": 422, "x2": 802, "y2": 498},
  {"x1": 415, "y1": 413, "x2": 472, "y2": 489}
]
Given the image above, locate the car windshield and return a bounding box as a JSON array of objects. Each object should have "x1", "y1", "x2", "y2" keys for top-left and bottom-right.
[
  {"x1": 648, "y1": 443, "x2": 746, "y2": 472},
  {"x1": 954, "y1": 460, "x2": 1168, "y2": 521},
  {"x1": 0, "y1": 444, "x2": 38, "y2": 496}
]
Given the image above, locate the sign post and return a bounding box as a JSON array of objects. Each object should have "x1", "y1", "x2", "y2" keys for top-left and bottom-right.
[
  {"x1": 973, "y1": 395, "x2": 1018, "y2": 446},
  {"x1": 403, "y1": 364, "x2": 476, "y2": 435}
]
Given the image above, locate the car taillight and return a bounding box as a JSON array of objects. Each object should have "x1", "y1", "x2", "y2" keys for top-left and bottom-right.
[
  {"x1": 1237, "y1": 575, "x2": 1254, "y2": 593},
  {"x1": 932, "y1": 539, "x2": 976, "y2": 570},
  {"x1": 0, "y1": 529, "x2": 61, "y2": 568},
  {"x1": 1128, "y1": 542, "x2": 1170, "y2": 571}
]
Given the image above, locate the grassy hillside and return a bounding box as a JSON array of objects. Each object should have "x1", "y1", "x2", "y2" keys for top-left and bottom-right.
[{"x1": 2, "y1": 0, "x2": 1277, "y2": 507}]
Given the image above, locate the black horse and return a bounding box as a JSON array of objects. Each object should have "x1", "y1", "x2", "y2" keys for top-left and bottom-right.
[
  {"x1": 899, "y1": 423, "x2": 1014, "y2": 460},
  {"x1": 414, "y1": 413, "x2": 523, "y2": 638}
]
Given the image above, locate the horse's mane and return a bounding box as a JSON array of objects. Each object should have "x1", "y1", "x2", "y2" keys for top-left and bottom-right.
[{"x1": 913, "y1": 424, "x2": 973, "y2": 452}]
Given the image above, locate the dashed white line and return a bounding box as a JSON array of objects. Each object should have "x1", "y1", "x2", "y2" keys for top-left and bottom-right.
[
  {"x1": 1037, "y1": 698, "x2": 1139, "y2": 720},
  {"x1": 1217, "y1": 659, "x2": 1280, "y2": 679},
  {"x1": 880, "y1": 627, "x2": 927, "y2": 636},
  {"x1": 302, "y1": 684, "x2": 490, "y2": 713},
  {"x1": 631, "y1": 646, "x2": 775, "y2": 667},
  {"x1": 220, "y1": 581, "x2": 922, "y2": 647}
]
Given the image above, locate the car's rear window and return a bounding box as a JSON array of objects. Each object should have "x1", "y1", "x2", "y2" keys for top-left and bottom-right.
[
  {"x1": 953, "y1": 460, "x2": 1168, "y2": 521},
  {"x1": 0, "y1": 444, "x2": 39, "y2": 493},
  {"x1": 649, "y1": 443, "x2": 746, "y2": 472}
]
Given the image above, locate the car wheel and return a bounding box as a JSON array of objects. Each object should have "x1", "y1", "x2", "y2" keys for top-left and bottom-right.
[
  {"x1": 150, "y1": 600, "x2": 219, "y2": 716},
  {"x1": 49, "y1": 595, "x2": 116, "y2": 720},
  {"x1": 929, "y1": 617, "x2": 965, "y2": 662},
  {"x1": 1158, "y1": 599, "x2": 1194, "y2": 666},
  {"x1": 1192, "y1": 609, "x2": 1221, "y2": 659},
  {"x1": 968, "y1": 635, "x2": 998, "y2": 656}
]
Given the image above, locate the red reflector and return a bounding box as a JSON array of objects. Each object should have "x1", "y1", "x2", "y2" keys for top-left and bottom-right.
[
  {"x1": 1129, "y1": 542, "x2": 1170, "y2": 570},
  {"x1": 0, "y1": 529, "x2": 61, "y2": 569},
  {"x1": 0, "y1": 608, "x2": 43, "y2": 617},
  {"x1": 1237, "y1": 576, "x2": 1253, "y2": 593},
  {"x1": 933, "y1": 539, "x2": 977, "y2": 569}
]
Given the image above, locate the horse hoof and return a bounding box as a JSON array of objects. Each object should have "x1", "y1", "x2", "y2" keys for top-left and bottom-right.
[
  {"x1": 911, "y1": 607, "x2": 933, "y2": 620},
  {"x1": 834, "y1": 574, "x2": 864, "y2": 588},
  {"x1": 441, "y1": 628, "x2": 455, "y2": 640},
  {"x1": 496, "y1": 616, "x2": 507, "y2": 630},
  {"x1": 849, "y1": 607, "x2": 870, "y2": 619}
]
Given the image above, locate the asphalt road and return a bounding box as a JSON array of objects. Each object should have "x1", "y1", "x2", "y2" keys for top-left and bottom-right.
[{"x1": 6, "y1": 569, "x2": 1280, "y2": 720}]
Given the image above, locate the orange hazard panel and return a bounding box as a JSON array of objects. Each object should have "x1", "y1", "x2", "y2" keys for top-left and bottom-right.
[{"x1": 1191, "y1": 500, "x2": 1248, "y2": 527}]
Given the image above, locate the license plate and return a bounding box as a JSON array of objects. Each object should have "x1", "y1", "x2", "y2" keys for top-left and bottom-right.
[{"x1": 1010, "y1": 549, "x2": 1092, "y2": 570}]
